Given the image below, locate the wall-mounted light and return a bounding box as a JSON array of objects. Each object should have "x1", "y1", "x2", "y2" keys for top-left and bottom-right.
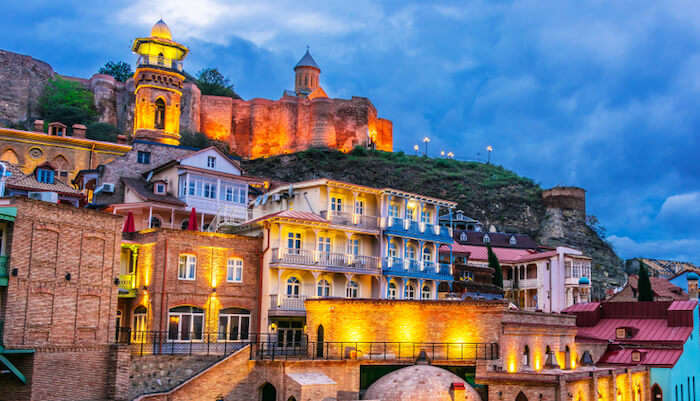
[
  {"x1": 212, "y1": 287, "x2": 217, "y2": 293},
  {"x1": 114, "y1": 277, "x2": 120, "y2": 286},
  {"x1": 65, "y1": 272, "x2": 71, "y2": 281},
  {"x1": 11, "y1": 268, "x2": 18, "y2": 276},
  {"x1": 143, "y1": 285, "x2": 148, "y2": 291}
]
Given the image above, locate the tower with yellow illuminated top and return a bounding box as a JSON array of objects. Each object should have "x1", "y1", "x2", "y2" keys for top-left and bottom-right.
[{"x1": 131, "y1": 19, "x2": 188, "y2": 145}]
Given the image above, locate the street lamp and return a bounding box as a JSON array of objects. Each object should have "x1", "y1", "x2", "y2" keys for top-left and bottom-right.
[
  {"x1": 486, "y1": 145, "x2": 493, "y2": 164},
  {"x1": 423, "y1": 137, "x2": 431, "y2": 156},
  {"x1": 413, "y1": 144, "x2": 419, "y2": 155},
  {"x1": 447, "y1": 152, "x2": 454, "y2": 159}
]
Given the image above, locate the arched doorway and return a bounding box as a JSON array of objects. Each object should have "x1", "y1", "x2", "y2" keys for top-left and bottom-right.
[
  {"x1": 316, "y1": 325, "x2": 324, "y2": 358},
  {"x1": 516, "y1": 391, "x2": 528, "y2": 401},
  {"x1": 260, "y1": 382, "x2": 276, "y2": 401},
  {"x1": 652, "y1": 384, "x2": 663, "y2": 401}
]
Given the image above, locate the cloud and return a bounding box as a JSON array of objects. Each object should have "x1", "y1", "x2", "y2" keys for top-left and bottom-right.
[{"x1": 608, "y1": 236, "x2": 700, "y2": 265}]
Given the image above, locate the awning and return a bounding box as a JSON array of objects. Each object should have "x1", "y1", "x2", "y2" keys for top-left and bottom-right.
[
  {"x1": 0, "y1": 348, "x2": 34, "y2": 384},
  {"x1": 0, "y1": 207, "x2": 16, "y2": 222}
]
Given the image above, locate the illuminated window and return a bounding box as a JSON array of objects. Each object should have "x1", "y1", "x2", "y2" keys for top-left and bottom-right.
[
  {"x1": 616, "y1": 328, "x2": 627, "y2": 339},
  {"x1": 388, "y1": 282, "x2": 397, "y2": 299},
  {"x1": 355, "y1": 200, "x2": 364, "y2": 215},
  {"x1": 132, "y1": 306, "x2": 147, "y2": 343},
  {"x1": 388, "y1": 205, "x2": 399, "y2": 218},
  {"x1": 317, "y1": 279, "x2": 331, "y2": 297},
  {"x1": 168, "y1": 306, "x2": 204, "y2": 341},
  {"x1": 207, "y1": 156, "x2": 216, "y2": 168},
  {"x1": 218, "y1": 308, "x2": 250, "y2": 341},
  {"x1": 331, "y1": 197, "x2": 342, "y2": 213},
  {"x1": 286, "y1": 277, "x2": 301, "y2": 298},
  {"x1": 405, "y1": 283, "x2": 416, "y2": 299},
  {"x1": 155, "y1": 98, "x2": 166, "y2": 129},
  {"x1": 347, "y1": 239, "x2": 359, "y2": 256},
  {"x1": 178, "y1": 254, "x2": 196, "y2": 280},
  {"x1": 346, "y1": 280, "x2": 359, "y2": 298},
  {"x1": 523, "y1": 345, "x2": 530, "y2": 366},
  {"x1": 227, "y1": 258, "x2": 243, "y2": 283},
  {"x1": 150, "y1": 216, "x2": 162, "y2": 228},
  {"x1": 422, "y1": 285, "x2": 431, "y2": 299},
  {"x1": 460, "y1": 232, "x2": 467, "y2": 241}
]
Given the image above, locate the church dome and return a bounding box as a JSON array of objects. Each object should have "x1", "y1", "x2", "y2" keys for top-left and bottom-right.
[
  {"x1": 363, "y1": 365, "x2": 482, "y2": 401},
  {"x1": 295, "y1": 48, "x2": 320, "y2": 70},
  {"x1": 150, "y1": 19, "x2": 173, "y2": 40}
]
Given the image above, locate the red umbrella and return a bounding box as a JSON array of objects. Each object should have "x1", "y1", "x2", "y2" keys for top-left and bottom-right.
[
  {"x1": 187, "y1": 208, "x2": 198, "y2": 231},
  {"x1": 123, "y1": 211, "x2": 135, "y2": 233}
]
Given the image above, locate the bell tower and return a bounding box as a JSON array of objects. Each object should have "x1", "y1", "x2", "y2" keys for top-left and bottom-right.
[
  {"x1": 294, "y1": 47, "x2": 321, "y2": 96},
  {"x1": 131, "y1": 19, "x2": 189, "y2": 145}
]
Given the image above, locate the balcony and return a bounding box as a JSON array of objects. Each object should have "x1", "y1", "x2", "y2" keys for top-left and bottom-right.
[
  {"x1": 382, "y1": 258, "x2": 453, "y2": 280},
  {"x1": 271, "y1": 248, "x2": 380, "y2": 274},
  {"x1": 383, "y1": 217, "x2": 453, "y2": 243},
  {"x1": 137, "y1": 55, "x2": 184, "y2": 71},
  {"x1": 0, "y1": 256, "x2": 7, "y2": 286},
  {"x1": 118, "y1": 273, "x2": 137, "y2": 298},
  {"x1": 320, "y1": 211, "x2": 379, "y2": 230},
  {"x1": 519, "y1": 279, "x2": 538, "y2": 289},
  {"x1": 269, "y1": 295, "x2": 307, "y2": 317}
]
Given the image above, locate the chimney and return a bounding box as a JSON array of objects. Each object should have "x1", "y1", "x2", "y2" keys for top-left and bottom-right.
[
  {"x1": 687, "y1": 272, "x2": 698, "y2": 300},
  {"x1": 72, "y1": 124, "x2": 87, "y2": 138},
  {"x1": 116, "y1": 135, "x2": 128, "y2": 145},
  {"x1": 33, "y1": 120, "x2": 45, "y2": 133}
]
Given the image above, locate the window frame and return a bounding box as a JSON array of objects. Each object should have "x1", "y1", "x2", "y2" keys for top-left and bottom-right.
[
  {"x1": 178, "y1": 254, "x2": 197, "y2": 280},
  {"x1": 167, "y1": 306, "x2": 204, "y2": 342},
  {"x1": 421, "y1": 285, "x2": 431, "y2": 299},
  {"x1": 226, "y1": 258, "x2": 243, "y2": 283},
  {"x1": 137, "y1": 151, "x2": 151, "y2": 164},
  {"x1": 218, "y1": 309, "x2": 250, "y2": 342},
  {"x1": 207, "y1": 156, "x2": 216, "y2": 169},
  {"x1": 316, "y1": 279, "x2": 331, "y2": 297},
  {"x1": 286, "y1": 276, "x2": 301, "y2": 298},
  {"x1": 345, "y1": 280, "x2": 359, "y2": 298},
  {"x1": 405, "y1": 283, "x2": 416, "y2": 299}
]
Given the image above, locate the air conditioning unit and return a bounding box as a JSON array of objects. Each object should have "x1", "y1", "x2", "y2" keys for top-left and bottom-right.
[
  {"x1": 272, "y1": 194, "x2": 281, "y2": 202},
  {"x1": 28, "y1": 191, "x2": 58, "y2": 203},
  {"x1": 95, "y1": 183, "x2": 115, "y2": 194}
]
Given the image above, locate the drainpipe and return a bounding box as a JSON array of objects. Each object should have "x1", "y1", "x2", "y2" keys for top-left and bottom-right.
[
  {"x1": 159, "y1": 239, "x2": 169, "y2": 335},
  {"x1": 257, "y1": 223, "x2": 271, "y2": 334}
]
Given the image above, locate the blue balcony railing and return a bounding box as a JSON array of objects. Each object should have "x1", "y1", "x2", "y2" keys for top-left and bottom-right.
[
  {"x1": 382, "y1": 258, "x2": 452, "y2": 280},
  {"x1": 384, "y1": 218, "x2": 452, "y2": 243}
]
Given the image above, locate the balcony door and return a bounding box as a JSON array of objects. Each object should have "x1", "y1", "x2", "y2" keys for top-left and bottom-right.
[{"x1": 276, "y1": 321, "x2": 303, "y2": 348}]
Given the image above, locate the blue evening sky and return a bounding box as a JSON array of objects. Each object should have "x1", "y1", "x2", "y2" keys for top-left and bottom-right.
[{"x1": 2, "y1": 1, "x2": 699, "y2": 263}]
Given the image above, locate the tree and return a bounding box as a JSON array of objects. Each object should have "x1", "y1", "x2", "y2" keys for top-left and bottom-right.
[
  {"x1": 179, "y1": 131, "x2": 233, "y2": 156},
  {"x1": 86, "y1": 122, "x2": 120, "y2": 143},
  {"x1": 98, "y1": 61, "x2": 133, "y2": 82},
  {"x1": 38, "y1": 76, "x2": 98, "y2": 132},
  {"x1": 637, "y1": 264, "x2": 654, "y2": 301},
  {"x1": 195, "y1": 68, "x2": 241, "y2": 99},
  {"x1": 487, "y1": 244, "x2": 503, "y2": 288}
]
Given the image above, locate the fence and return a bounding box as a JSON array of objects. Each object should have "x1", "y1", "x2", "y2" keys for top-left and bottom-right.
[{"x1": 117, "y1": 329, "x2": 273, "y2": 357}]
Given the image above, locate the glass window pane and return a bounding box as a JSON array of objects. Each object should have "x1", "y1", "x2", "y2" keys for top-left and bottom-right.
[
  {"x1": 240, "y1": 317, "x2": 249, "y2": 340},
  {"x1": 230, "y1": 316, "x2": 239, "y2": 340},
  {"x1": 180, "y1": 315, "x2": 191, "y2": 340},
  {"x1": 218, "y1": 316, "x2": 227, "y2": 340},
  {"x1": 192, "y1": 315, "x2": 203, "y2": 340},
  {"x1": 168, "y1": 315, "x2": 179, "y2": 340}
]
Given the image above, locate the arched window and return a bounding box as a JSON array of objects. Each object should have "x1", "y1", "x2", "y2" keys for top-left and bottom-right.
[
  {"x1": 405, "y1": 283, "x2": 416, "y2": 299},
  {"x1": 346, "y1": 280, "x2": 359, "y2": 298},
  {"x1": 167, "y1": 306, "x2": 204, "y2": 341},
  {"x1": 565, "y1": 345, "x2": 571, "y2": 369},
  {"x1": 516, "y1": 391, "x2": 528, "y2": 401},
  {"x1": 132, "y1": 305, "x2": 147, "y2": 343},
  {"x1": 181, "y1": 220, "x2": 189, "y2": 230},
  {"x1": 422, "y1": 246, "x2": 432, "y2": 262},
  {"x1": 0, "y1": 149, "x2": 19, "y2": 164},
  {"x1": 286, "y1": 277, "x2": 300, "y2": 298},
  {"x1": 422, "y1": 285, "x2": 431, "y2": 299},
  {"x1": 51, "y1": 155, "x2": 70, "y2": 178},
  {"x1": 523, "y1": 345, "x2": 530, "y2": 366},
  {"x1": 652, "y1": 384, "x2": 662, "y2": 401},
  {"x1": 406, "y1": 245, "x2": 416, "y2": 261},
  {"x1": 483, "y1": 234, "x2": 491, "y2": 243},
  {"x1": 388, "y1": 282, "x2": 397, "y2": 299},
  {"x1": 218, "y1": 307, "x2": 250, "y2": 341},
  {"x1": 317, "y1": 279, "x2": 330, "y2": 297},
  {"x1": 155, "y1": 98, "x2": 166, "y2": 129},
  {"x1": 150, "y1": 216, "x2": 162, "y2": 228},
  {"x1": 460, "y1": 231, "x2": 467, "y2": 241},
  {"x1": 157, "y1": 52, "x2": 165, "y2": 66},
  {"x1": 510, "y1": 236, "x2": 517, "y2": 245}
]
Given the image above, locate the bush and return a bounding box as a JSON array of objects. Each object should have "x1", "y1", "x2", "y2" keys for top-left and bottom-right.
[
  {"x1": 38, "y1": 76, "x2": 98, "y2": 130},
  {"x1": 86, "y1": 122, "x2": 120, "y2": 142},
  {"x1": 349, "y1": 145, "x2": 368, "y2": 156},
  {"x1": 98, "y1": 61, "x2": 133, "y2": 82},
  {"x1": 195, "y1": 68, "x2": 241, "y2": 99},
  {"x1": 179, "y1": 131, "x2": 233, "y2": 156}
]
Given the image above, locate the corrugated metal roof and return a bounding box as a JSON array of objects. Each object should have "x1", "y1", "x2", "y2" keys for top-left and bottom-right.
[
  {"x1": 562, "y1": 302, "x2": 600, "y2": 312},
  {"x1": 668, "y1": 300, "x2": 697, "y2": 311},
  {"x1": 576, "y1": 318, "x2": 692, "y2": 343},
  {"x1": 599, "y1": 348, "x2": 682, "y2": 367},
  {"x1": 245, "y1": 210, "x2": 328, "y2": 225}
]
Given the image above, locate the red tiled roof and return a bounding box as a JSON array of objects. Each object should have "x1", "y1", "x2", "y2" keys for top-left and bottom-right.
[
  {"x1": 562, "y1": 302, "x2": 600, "y2": 312},
  {"x1": 245, "y1": 210, "x2": 328, "y2": 225},
  {"x1": 627, "y1": 275, "x2": 688, "y2": 300},
  {"x1": 441, "y1": 244, "x2": 558, "y2": 264},
  {"x1": 598, "y1": 348, "x2": 683, "y2": 367},
  {"x1": 668, "y1": 300, "x2": 697, "y2": 311},
  {"x1": 575, "y1": 318, "x2": 692, "y2": 343}
]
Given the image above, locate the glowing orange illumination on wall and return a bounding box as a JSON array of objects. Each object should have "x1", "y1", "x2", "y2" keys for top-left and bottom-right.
[{"x1": 507, "y1": 357, "x2": 517, "y2": 373}]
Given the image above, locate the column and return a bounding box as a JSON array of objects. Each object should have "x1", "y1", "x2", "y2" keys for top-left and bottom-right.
[
  {"x1": 418, "y1": 240, "x2": 424, "y2": 271},
  {"x1": 419, "y1": 201, "x2": 425, "y2": 232},
  {"x1": 432, "y1": 242, "x2": 438, "y2": 272},
  {"x1": 418, "y1": 279, "x2": 424, "y2": 300},
  {"x1": 148, "y1": 206, "x2": 153, "y2": 228}
]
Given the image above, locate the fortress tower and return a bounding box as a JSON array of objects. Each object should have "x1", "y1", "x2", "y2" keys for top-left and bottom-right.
[
  {"x1": 294, "y1": 48, "x2": 322, "y2": 96},
  {"x1": 131, "y1": 20, "x2": 189, "y2": 145}
]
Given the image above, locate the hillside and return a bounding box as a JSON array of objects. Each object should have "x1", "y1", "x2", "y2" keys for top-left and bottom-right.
[
  {"x1": 243, "y1": 147, "x2": 546, "y2": 236},
  {"x1": 243, "y1": 147, "x2": 625, "y2": 298}
]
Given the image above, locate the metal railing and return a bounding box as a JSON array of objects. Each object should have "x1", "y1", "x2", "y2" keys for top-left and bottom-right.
[
  {"x1": 320, "y1": 210, "x2": 379, "y2": 229},
  {"x1": 383, "y1": 258, "x2": 452, "y2": 277},
  {"x1": 250, "y1": 339, "x2": 499, "y2": 362},
  {"x1": 271, "y1": 248, "x2": 380, "y2": 272},
  {"x1": 117, "y1": 329, "x2": 270, "y2": 356},
  {"x1": 137, "y1": 55, "x2": 184, "y2": 71},
  {"x1": 270, "y1": 295, "x2": 307, "y2": 311}
]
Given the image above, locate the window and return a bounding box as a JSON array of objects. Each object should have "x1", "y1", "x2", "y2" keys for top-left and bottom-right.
[
  {"x1": 331, "y1": 197, "x2": 342, "y2": 213},
  {"x1": 132, "y1": 306, "x2": 147, "y2": 343},
  {"x1": 355, "y1": 200, "x2": 364, "y2": 215},
  {"x1": 150, "y1": 216, "x2": 161, "y2": 228},
  {"x1": 616, "y1": 328, "x2": 626, "y2": 339},
  {"x1": 388, "y1": 282, "x2": 397, "y2": 299},
  {"x1": 347, "y1": 239, "x2": 359, "y2": 256},
  {"x1": 460, "y1": 232, "x2": 467, "y2": 241},
  {"x1": 178, "y1": 254, "x2": 196, "y2": 280},
  {"x1": 346, "y1": 280, "x2": 359, "y2": 298},
  {"x1": 155, "y1": 183, "x2": 165, "y2": 194},
  {"x1": 286, "y1": 277, "x2": 301, "y2": 298},
  {"x1": 483, "y1": 234, "x2": 491, "y2": 243},
  {"x1": 287, "y1": 232, "x2": 302, "y2": 254},
  {"x1": 631, "y1": 351, "x2": 641, "y2": 362},
  {"x1": 406, "y1": 245, "x2": 416, "y2": 260},
  {"x1": 227, "y1": 258, "x2": 243, "y2": 283},
  {"x1": 317, "y1": 279, "x2": 331, "y2": 297},
  {"x1": 220, "y1": 182, "x2": 246, "y2": 204},
  {"x1": 523, "y1": 345, "x2": 530, "y2": 366},
  {"x1": 36, "y1": 168, "x2": 54, "y2": 184},
  {"x1": 137, "y1": 151, "x2": 151, "y2": 164},
  {"x1": 510, "y1": 236, "x2": 517, "y2": 245},
  {"x1": 422, "y1": 246, "x2": 432, "y2": 262},
  {"x1": 422, "y1": 285, "x2": 431, "y2": 299},
  {"x1": 405, "y1": 283, "x2": 416, "y2": 299},
  {"x1": 388, "y1": 205, "x2": 399, "y2": 218},
  {"x1": 317, "y1": 236, "x2": 331, "y2": 254},
  {"x1": 388, "y1": 243, "x2": 397, "y2": 258},
  {"x1": 406, "y1": 208, "x2": 414, "y2": 221},
  {"x1": 421, "y1": 210, "x2": 432, "y2": 224},
  {"x1": 207, "y1": 156, "x2": 216, "y2": 168},
  {"x1": 155, "y1": 98, "x2": 165, "y2": 129},
  {"x1": 218, "y1": 308, "x2": 250, "y2": 341},
  {"x1": 168, "y1": 306, "x2": 204, "y2": 341}
]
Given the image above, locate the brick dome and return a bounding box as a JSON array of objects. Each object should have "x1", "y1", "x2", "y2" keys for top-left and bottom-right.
[{"x1": 363, "y1": 365, "x2": 482, "y2": 401}]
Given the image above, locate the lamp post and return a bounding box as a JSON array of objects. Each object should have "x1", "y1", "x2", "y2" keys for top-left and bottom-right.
[
  {"x1": 413, "y1": 144, "x2": 419, "y2": 156},
  {"x1": 423, "y1": 137, "x2": 430, "y2": 156},
  {"x1": 486, "y1": 145, "x2": 493, "y2": 164}
]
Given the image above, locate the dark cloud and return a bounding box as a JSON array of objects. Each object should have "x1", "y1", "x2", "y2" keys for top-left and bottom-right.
[{"x1": 2, "y1": 1, "x2": 698, "y2": 263}]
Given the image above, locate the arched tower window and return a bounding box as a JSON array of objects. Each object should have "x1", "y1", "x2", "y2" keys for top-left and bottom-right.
[
  {"x1": 157, "y1": 52, "x2": 165, "y2": 66},
  {"x1": 155, "y1": 98, "x2": 166, "y2": 130},
  {"x1": 523, "y1": 345, "x2": 530, "y2": 366}
]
